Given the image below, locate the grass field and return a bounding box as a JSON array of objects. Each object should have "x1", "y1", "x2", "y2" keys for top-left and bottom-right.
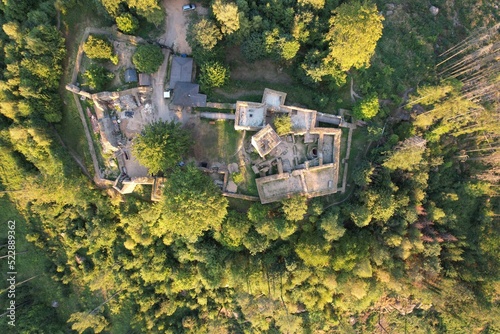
[
  {"x1": 188, "y1": 119, "x2": 242, "y2": 164},
  {"x1": 210, "y1": 79, "x2": 351, "y2": 113},
  {"x1": 55, "y1": 92, "x2": 92, "y2": 169}
]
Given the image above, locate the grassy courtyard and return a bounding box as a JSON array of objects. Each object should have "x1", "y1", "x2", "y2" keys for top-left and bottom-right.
[{"x1": 188, "y1": 119, "x2": 242, "y2": 164}]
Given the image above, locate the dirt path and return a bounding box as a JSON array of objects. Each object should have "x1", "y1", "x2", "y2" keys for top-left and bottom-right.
[
  {"x1": 232, "y1": 130, "x2": 246, "y2": 158},
  {"x1": 72, "y1": 93, "x2": 102, "y2": 181},
  {"x1": 350, "y1": 77, "x2": 362, "y2": 102},
  {"x1": 151, "y1": 49, "x2": 173, "y2": 122},
  {"x1": 161, "y1": 0, "x2": 192, "y2": 54}
]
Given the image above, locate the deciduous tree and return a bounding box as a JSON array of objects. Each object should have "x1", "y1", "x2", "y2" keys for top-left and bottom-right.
[
  {"x1": 131, "y1": 121, "x2": 191, "y2": 174},
  {"x1": 83, "y1": 65, "x2": 114, "y2": 91},
  {"x1": 83, "y1": 35, "x2": 118, "y2": 64},
  {"x1": 320, "y1": 207, "x2": 346, "y2": 242},
  {"x1": 274, "y1": 114, "x2": 292, "y2": 135},
  {"x1": 132, "y1": 44, "x2": 163, "y2": 73},
  {"x1": 187, "y1": 18, "x2": 222, "y2": 51},
  {"x1": 264, "y1": 28, "x2": 300, "y2": 61},
  {"x1": 301, "y1": 49, "x2": 347, "y2": 86},
  {"x1": 383, "y1": 137, "x2": 427, "y2": 171},
  {"x1": 214, "y1": 210, "x2": 251, "y2": 250},
  {"x1": 199, "y1": 61, "x2": 229, "y2": 90},
  {"x1": 116, "y1": 13, "x2": 139, "y2": 34},
  {"x1": 295, "y1": 232, "x2": 331, "y2": 267},
  {"x1": 160, "y1": 165, "x2": 228, "y2": 243},
  {"x1": 353, "y1": 93, "x2": 379, "y2": 120},
  {"x1": 212, "y1": 0, "x2": 240, "y2": 35},
  {"x1": 281, "y1": 195, "x2": 307, "y2": 221},
  {"x1": 326, "y1": 0, "x2": 383, "y2": 71},
  {"x1": 68, "y1": 312, "x2": 109, "y2": 334},
  {"x1": 297, "y1": 0, "x2": 325, "y2": 10},
  {"x1": 129, "y1": 0, "x2": 164, "y2": 26}
]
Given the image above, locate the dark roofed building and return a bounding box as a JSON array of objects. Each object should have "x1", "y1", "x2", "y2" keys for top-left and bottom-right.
[
  {"x1": 172, "y1": 82, "x2": 207, "y2": 107},
  {"x1": 124, "y1": 68, "x2": 138, "y2": 83},
  {"x1": 138, "y1": 73, "x2": 151, "y2": 86},
  {"x1": 169, "y1": 56, "x2": 193, "y2": 88}
]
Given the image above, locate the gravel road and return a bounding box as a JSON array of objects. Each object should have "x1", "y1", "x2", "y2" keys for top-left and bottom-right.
[{"x1": 162, "y1": 0, "x2": 193, "y2": 54}]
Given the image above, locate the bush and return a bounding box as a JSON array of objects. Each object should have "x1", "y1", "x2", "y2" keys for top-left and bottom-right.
[
  {"x1": 199, "y1": 61, "x2": 229, "y2": 91},
  {"x1": 232, "y1": 172, "x2": 244, "y2": 184},
  {"x1": 282, "y1": 195, "x2": 308, "y2": 222},
  {"x1": 132, "y1": 121, "x2": 192, "y2": 174},
  {"x1": 132, "y1": 44, "x2": 164, "y2": 74},
  {"x1": 116, "y1": 13, "x2": 139, "y2": 34},
  {"x1": 241, "y1": 33, "x2": 266, "y2": 62},
  {"x1": 187, "y1": 18, "x2": 222, "y2": 51},
  {"x1": 83, "y1": 35, "x2": 118, "y2": 65},
  {"x1": 353, "y1": 93, "x2": 379, "y2": 120},
  {"x1": 83, "y1": 65, "x2": 114, "y2": 91},
  {"x1": 274, "y1": 114, "x2": 292, "y2": 135},
  {"x1": 313, "y1": 94, "x2": 330, "y2": 109}
]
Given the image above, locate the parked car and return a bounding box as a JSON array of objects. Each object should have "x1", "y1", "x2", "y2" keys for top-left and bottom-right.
[{"x1": 182, "y1": 4, "x2": 196, "y2": 11}]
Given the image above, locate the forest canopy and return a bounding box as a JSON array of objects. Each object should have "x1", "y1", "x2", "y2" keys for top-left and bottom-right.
[{"x1": 0, "y1": 0, "x2": 498, "y2": 333}]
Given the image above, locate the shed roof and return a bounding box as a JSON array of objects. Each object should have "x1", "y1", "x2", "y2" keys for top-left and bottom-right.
[
  {"x1": 138, "y1": 73, "x2": 151, "y2": 86},
  {"x1": 172, "y1": 82, "x2": 207, "y2": 107},
  {"x1": 169, "y1": 56, "x2": 193, "y2": 88},
  {"x1": 124, "y1": 68, "x2": 138, "y2": 83}
]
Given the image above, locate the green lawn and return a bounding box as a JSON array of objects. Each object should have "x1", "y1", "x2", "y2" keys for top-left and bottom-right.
[
  {"x1": 190, "y1": 119, "x2": 242, "y2": 164},
  {"x1": 210, "y1": 79, "x2": 351, "y2": 114},
  {"x1": 55, "y1": 92, "x2": 92, "y2": 168}
]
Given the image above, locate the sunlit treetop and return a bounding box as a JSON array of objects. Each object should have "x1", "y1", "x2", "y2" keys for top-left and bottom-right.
[{"x1": 326, "y1": 0, "x2": 384, "y2": 71}]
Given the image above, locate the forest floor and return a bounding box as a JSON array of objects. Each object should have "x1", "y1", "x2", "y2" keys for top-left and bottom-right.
[{"x1": 225, "y1": 46, "x2": 294, "y2": 84}]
